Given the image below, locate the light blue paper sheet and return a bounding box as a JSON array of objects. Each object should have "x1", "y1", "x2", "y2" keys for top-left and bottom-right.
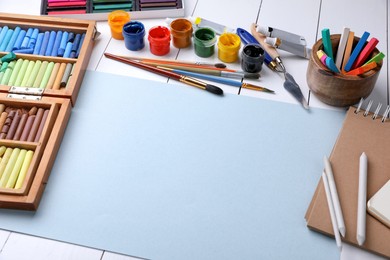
[{"x1": 0, "y1": 71, "x2": 346, "y2": 259}]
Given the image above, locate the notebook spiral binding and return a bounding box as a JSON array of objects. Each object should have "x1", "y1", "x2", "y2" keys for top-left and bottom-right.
[{"x1": 354, "y1": 97, "x2": 390, "y2": 123}]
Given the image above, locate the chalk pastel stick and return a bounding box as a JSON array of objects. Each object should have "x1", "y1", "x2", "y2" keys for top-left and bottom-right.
[
  {"x1": 346, "y1": 61, "x2": 377, "y2": 76},
  {"x1": 70, "y1": 33, "x2": 81, "y2": 58},
  {"x1": 13, "y1": 113, "x2": 28, "y2": 141},
  {"x1": 21, "y1": 28, "x2": 33, "y2": 49},
  {"x1": 63, "y1": 41, "x2": 73, "y2": 58},
  {"x1": 6, "y1": 149, "x2": 27, "y2": 189},
  {"x1": 46, "y1": 62, "x2": 60, "y2": 89},
  {"x1": 51, "y1": 30, "x2": 63, "y2": 57},
  {"x1": 0, "y1": 147, "x2": 20, "y2": 188},
  {"x1": 14, "y1": 150, "x2": 34, "y2": 189},
  {"x1": 32, "y1": 61, "x2": 48, "y2": 88},
  {"x1": 344, "y1": 31, "x2": 370, "y2": 72},
  {"x1": 0, "y1": 147, "x2": 13, "y2": 180},
  {"x1": 39, "y1": 61, "x2": 55, "y2": 89},
  {"x1": 0, "y1": 105, "x2": 5, "y2": 115},
  {"x1": 76, "y1": 33, "x2": 85, "y2": 58},
  {"x1": 5, "y1": 112, "x2": 21, "y2": 140},
  {"x1": 0, "y1": 146, "x2": 6, "y2": 157},
  {"x1": 364, "y1": 52, "x2": 385, "y2": 65},
  {"x1": 0, "y1": 26, "x2": 9, "y2": 44},
  {"x1": 26, "y1": 60, "x2": 42, "y2": 87},
  {"x1": 67, "y1": 32, "x2": 75, "y2": 43},
  {"x1": 0, "y1": 61, "x2": 16, "y2": 85},
  {"x1": 13, "y1": 48, "x2": 34, "y2": 54},
  {"x1": 5, "y1": 26, "x2": 21, "y2": 52},
  {"x1": 33, "y1": 33, "x2": 44, "y2": 55},
  {"x1": 53, "y1": 63, "x2": 67, "y2": 90},
  {"x1": 353, "y1": 37, "x2": 379, "y2": 69},
  {"x1": 12, "y1": 29, "x2": 26, "y2": 51},
  {"x1": 0, "y1": 112, "x2": 8, "y2": 133},
  {"x1": 0, "y1": 29, "x2": 14, "y2": 52},
  {"x1": 8, "y1": 59, "x2": 23, "y2": 86},
  {"x1": 45, "y1": 31, "x2": 57, "y2": 56},
  {"x1": 321, "y1": 28, "x2": 333, "y2": 60},
  {"x1": 20, "y1": 60, "x2": 35, "y2": 87},
  {"x1": 28, "y1": 28, "x2": 39, "y2": 49},
  {"x1": 0, "y1": 110, "x2": 15, "y2": 139},
  {"x1": 39, "y1": 31, "x2": 50, "y2": 56},
  {"x1": 34, "y1": 109, "x2": 49, "y2": 142},
  {"x1": 60, "y1": 63, "x2": 73, "y2": 87},
  {"x1": 27, "y1": 108, "x2": 44, "y2": 142},
  {"x1": 335, "y1": 27, "x2": 350, "y2": 70},
  {"x1": 58, "y1": 31, "x2": 69, "y2": 57},
  {"x1": 14, "y1": 59, "x2": 30, "y2": 86},
  {"x1": 343, "y1": 32, "x2": 356, "y2": 73},
  {"x1": 20, "y1": 115, "x2": 35, "y2": 142}
]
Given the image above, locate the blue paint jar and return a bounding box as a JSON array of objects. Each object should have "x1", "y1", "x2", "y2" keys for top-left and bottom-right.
[{"x1": 122, "y1": 21, "x2": 146, "y2": 51}]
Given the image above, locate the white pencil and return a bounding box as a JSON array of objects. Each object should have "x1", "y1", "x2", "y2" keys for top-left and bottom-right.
[
  {"x1": 324, "y1": 155, "x2": 346, "y2": 237},
  {"x1": 357, "y1": 152, "x2": 368, "y2": 246},
  {"x1": 322, "y1": 171, "x2": 342, "y2": 251}
]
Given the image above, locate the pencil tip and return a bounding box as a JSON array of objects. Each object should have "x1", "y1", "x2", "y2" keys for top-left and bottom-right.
[{"x1": 357, "y1": 235, "x2": 365, "y2": 246}]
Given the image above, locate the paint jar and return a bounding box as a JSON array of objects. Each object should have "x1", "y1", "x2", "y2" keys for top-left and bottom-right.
[
  {"x1": 108, "y1": 10, "x2": 130, "y2": 40},
  {"x1": 122, "y1": 21, "x2": 145, "y2": 51},
  {"x1": 170, "y1": 18, "x2": 193, "y2": 48},
  {"x1": 148, "y1": 26, "x2": 171, "y2": 56},
  {"x1": 217, "y1": 33, "x2": 241, "y2": 63},
  {"x1": 241, "y1": 43, "x2": 264, "y2": 73},
  {"x1": 193, "y1": 28, "x2": 216, "y2": 58}
]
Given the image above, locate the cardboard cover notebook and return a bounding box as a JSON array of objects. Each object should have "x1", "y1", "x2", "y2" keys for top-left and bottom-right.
[{"x1": 305, "y1": 101, "x2": 390, "y2": 258}]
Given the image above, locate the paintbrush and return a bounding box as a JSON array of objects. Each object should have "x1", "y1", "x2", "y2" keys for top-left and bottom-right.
[
  {"x1": 137, "y1": 61, "x2": 261, "y2": 79},
  {"x1": 104, "y1": 53, "x2": 223, "y2": 95},
  {"x1": 116, "y1": 55, "x2": 227, "y2": 68},
  {"x1": 159, "y1": 67, "x2": 274, "y2": 93}
]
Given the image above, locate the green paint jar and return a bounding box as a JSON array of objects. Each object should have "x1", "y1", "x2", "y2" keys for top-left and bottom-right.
[{"x1": 193, "y1": 27, "x2": 217, "y2": 58}]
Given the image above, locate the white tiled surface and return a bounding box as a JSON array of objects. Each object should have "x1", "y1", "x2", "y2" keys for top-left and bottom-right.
[{"x1": 0, "y1": 0, "x2": 389, "y2": 259}]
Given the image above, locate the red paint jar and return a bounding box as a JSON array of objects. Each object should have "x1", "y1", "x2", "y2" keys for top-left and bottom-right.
[{"x1": 148, "y1": 26, "x2": 171, "y2": 56}]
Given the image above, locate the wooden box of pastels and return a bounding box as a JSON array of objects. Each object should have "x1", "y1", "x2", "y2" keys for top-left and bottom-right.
[{"x1": 0, "y1": 13, "x2": 97, "y2": 210}]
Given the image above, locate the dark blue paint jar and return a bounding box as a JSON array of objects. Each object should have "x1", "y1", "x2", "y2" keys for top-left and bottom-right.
[{"x1": 122, "y1": 21, "x2": 146, "y2": 51}]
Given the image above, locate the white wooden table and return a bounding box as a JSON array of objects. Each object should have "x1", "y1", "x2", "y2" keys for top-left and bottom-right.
[{"x1": 0, "y1": 0, "x2": 388, "y2": 259}]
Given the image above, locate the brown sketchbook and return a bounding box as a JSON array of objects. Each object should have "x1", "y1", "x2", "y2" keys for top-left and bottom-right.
[{"x1": 305, "y1": 104, "x2": 390, "y2": 258}]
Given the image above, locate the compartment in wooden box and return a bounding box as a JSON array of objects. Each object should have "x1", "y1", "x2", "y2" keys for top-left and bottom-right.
[
  {"x1": 0, "y1": 12, "x2": 97, "y2": 106},
  {"x1": 0, "y1": 94, "x2": 71, "y2": 210}
]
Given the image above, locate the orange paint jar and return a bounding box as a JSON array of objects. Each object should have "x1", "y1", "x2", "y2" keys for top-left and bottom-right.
[{"x1": 170, "y1": 18, "x2": 193, "y2": 48}]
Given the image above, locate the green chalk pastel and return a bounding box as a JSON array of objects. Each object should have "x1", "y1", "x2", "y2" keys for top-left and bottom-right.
[{"x1": 39, "y1": 61, "x2": 55, "y2": 89}]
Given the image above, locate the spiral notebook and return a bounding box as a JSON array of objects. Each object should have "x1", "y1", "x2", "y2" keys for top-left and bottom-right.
[{"x1": 305, "y1": 100, "x2": 390, "y2": 258}]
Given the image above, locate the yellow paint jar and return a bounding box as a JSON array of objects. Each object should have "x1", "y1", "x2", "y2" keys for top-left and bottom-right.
[
  {"x1": 108, "y1": 10, "x2": 130, "y2": 40},
  {"x1": 217, "y1": 33, "x2": 241, "y2": 63}
]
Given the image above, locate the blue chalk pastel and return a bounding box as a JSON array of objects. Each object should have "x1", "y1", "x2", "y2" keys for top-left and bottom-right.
[
  {"x1": 12, "y1": 29, "x2": 26, "y2": 51},
  {"x1": 58, "y1": 31, "x2": 69, "y2": 57},
  {"x1": 33, "y1": 33, "x2": 44, "y2": 55},
  {"x1": 5, "y1": 26, "x2": 21, "y2": 52},
  {"x1": 39, "y1": 31, "x2": 50, "y2": 56},
  {"x1": 76, "y1": 33, "x2": 85, "y2": 58},
  {"x1": 51, "y1": 30, "x2": 63, "y2": 57},
  {"x1": 0, "y1": 26, "x2": 9, "y2": 44},
  {"x1": 21, "y1": 28, "x2": 33, "y2": 49},
  {"x1": 0, "y1": 29, "x2": 14, "y2": 52},
  {"x1": 28, "y1": 28, "x2": 39, "y2": 49},
  {"x1": 344, "y1": 31, "x2": 370, "y2": 72},
  {"x1": 325, "y1": 57, "x2": 340, "y2": 73},
  {"x1": 13, "y1": 48, "x2": 34, "y2": 54},
  {"x1": 67, "y1": 32, "x2": 75, "y2": 43},
  {"x1": 45, "y1": 31, "x2": 57, "y2": 56},
  {"x1": 63, "y1": 41, "x2": 73, "y2": 58},
  {"x1": 70, "y1": 33, "x2": 81, "y2": 58}
]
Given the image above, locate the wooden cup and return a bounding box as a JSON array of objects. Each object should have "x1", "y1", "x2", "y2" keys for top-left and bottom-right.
[{"x1": 306, "y1": 34, "x2": 382, "y2": 107}]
